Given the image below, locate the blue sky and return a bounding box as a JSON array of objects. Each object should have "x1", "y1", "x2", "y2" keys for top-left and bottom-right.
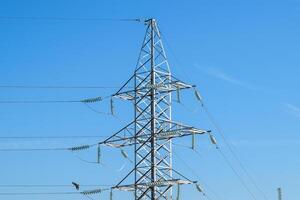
[{"x1": 0, "y1": 0, "x2": 299, "y2": 200}]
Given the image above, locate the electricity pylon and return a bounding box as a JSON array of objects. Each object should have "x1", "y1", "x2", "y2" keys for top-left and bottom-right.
[{"x1": 99, "y1": 18, "x2": 210, "y2": 200}]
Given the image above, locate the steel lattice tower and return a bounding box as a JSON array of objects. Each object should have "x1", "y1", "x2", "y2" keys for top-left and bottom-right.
[{"x1": 100, "y1": 18, "x2": 209, "y2": 200}]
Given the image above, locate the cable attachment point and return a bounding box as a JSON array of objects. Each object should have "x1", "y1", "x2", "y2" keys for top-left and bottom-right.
[
  {"x1": 110, "y1": 188, "x2": 113, "y2": 200},
  {"x1": 176, "y1": 184, "x2": 181, "y2": 200},
  {"x1": 195, "y1": 183, "x2": 205, "y2": 195},
  {"x1": 110, "y1": 97, "x2": 115, "y2": 115},
  {"x1": 80, "y1": 188, "x2": 102, "y2": 195},
  {"x1": 176, "y1": 86, "x2": 181, "y2": 103},
  {"x1": 80, "y1": 96, "x2": 103, "y2": 103},
  {"x1": 68, "y1": 144, "x2": 91, "y2": 152},
  {"x1": 194, "y1": 88, "x2": 203, "y2": 106},
  {"x1": 208, "y1": 132, "x2": 218, "y2": 149},
  {"x1": 97, "y1": 144, "x2": 101, "y2": 164},
  {"x1": 192, "y1": 132, "x2": 196, "y2": 150},
  {"x1": 120, "y1": 149, "x2": 133, "y2": 163}
]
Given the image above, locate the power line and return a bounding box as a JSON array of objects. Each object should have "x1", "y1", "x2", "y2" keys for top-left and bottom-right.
[
  {"x1": 161, "y1": 27, "x2": 269, "y2": 200},
  {"x1": 215, "y1": 147, "x2": 258, "y2": 200},
  {"x1": 0, "y1": 85, "x2": 133, "y2": 89},
  {"x1": 0, "y1": 140, "x2": 100, "y2": 152},
  {"x1": 0, "y1": 184, "x2": 112, "y2": 187},
  {"x1": 215, "y1": 148, "x2": 258, "y2": 199},
  {"x1": 176, "y1": 100, "x2": 263, "y2": 200},
  {"x1": 190, "y1": 145, "x2": 258, "y2": 200},
  {"x1": 0, "y1": 100, "x2": 82, "y2": 104},
  {"x1": 175, "y1": 142, "x2": 257, "y2": 200},
  {"x1": 201, "y1": 104, "x2": 269, "y2": 200},
  {"x1": 0, "y1": 143, "x2": 99, "y2": 152},
  {"x1": 0, "y1": 189, "x2": 110, "y2": 196},
  {"x1": 0, "y1": 191, "x2": 79, "y2": 196},
  {"x1": 0, "y1": 147, "x2": 68, "y2": 152},
  {"x1": 0, "y1": 135, "x2": 109, "y2": 139},
  {"x1": 172, "y1": 151, "x2": 222, "y2": 200},
  {"x1": 0, "y1": 16, "x2": 142, "y2": 22},
  {"x1": 0, "y1": 95, "x2": 111, "y2": 104},
  {"x1": 83, "y1": 103, "x2": 111, "y2": 115},
  {"x1": 159, "y1": 29, "x2": 195, "y2": 82},
  {"x1": 0, "y1": 186, "x2": 111, "y2": 196}
]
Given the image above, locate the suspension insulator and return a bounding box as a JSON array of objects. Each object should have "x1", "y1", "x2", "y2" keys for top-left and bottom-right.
[
  {"x1": 195, "y1": 183, "x2": 204, "y2": 193},
  {"x1": 110, "y1": 97, "x2": 115, "y2": 115},
  {"x1": 81, "y1": 96, "x2": 103, "y2": 103},
  {"x1": 176, "y1": 86, "x2": 181, "y2": 103},
  {"x1": 209, "y1": 133, "x2": 217, "y2": 145}
]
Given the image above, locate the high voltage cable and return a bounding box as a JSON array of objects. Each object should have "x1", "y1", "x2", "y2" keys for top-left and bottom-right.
[
  {"x1": 215, "y1": 147, "x2": 258, "y2": 200},
  {"x1": 160, "y1": 28, "x2": 268, "y2": 200},
  {"x1": 0, "y1": 100, "x2": 82, "y2": 104},
  {"x1": 0, "y1": 135, "x2": 109, "y2": 139},
  {"x1": 176, "y1": 101, "x2": 263, "y2": 200},
  {"x1": 0, "y1": 144, "x2": 98, "y2": 152},
  {"x1": 0, "y1": 191, "x2": 79, "y2": 196},
  {"x1": 0, "y1": 85, "x2": 133, "y2": 89},
  {"x1": 0, "y1": 95, "x2": 111, "y2": 104},
  {"x1": 172, "y1": 151, "x2": 222, "y2": 200},
  {"x1": 201, "y1": 104, "x2": 269, "y2": 200},
  {"x1": 83, "y1": 103, "x2": 112, "y2": 115},
  {"x1": 0, "y1": 184, "x2": 112, "y2": 187},
  {"x1": 175, "y1": 142, "x2": 257, "y2": 200},
  {"x1": 0, "y1": 187, "x2": 111, "y2": 196},
  {"x1": 159, "y1": 30, "x2": 195, "y2": 82},
  {"x1": 0, "y1": 142, "x2": 98, "y2": 152},
  {"x1": 0, "y1": 16, "x2": 142, "y2": 22},
  {"x1": 190, "y1": 144, "x2": 258, "y2": 200},
  {"x1": 0, "y1": 189, "x2": 110, "y2": 196},
  {"x1": 177, "y1": 100, "x2": 263, "y2": 200},
  {"x1": 0, "y1": 147, "x2": 68, "y2": 152}
]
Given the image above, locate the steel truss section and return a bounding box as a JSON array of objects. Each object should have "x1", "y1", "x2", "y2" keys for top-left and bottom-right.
[{"x1": 101, "y1": 19, "x2": 210, "y2": 200}]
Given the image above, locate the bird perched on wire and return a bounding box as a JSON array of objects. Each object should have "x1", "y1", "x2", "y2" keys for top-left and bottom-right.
[{"x1": 72, "y1": 182, "x2": 80, "y2": 190}]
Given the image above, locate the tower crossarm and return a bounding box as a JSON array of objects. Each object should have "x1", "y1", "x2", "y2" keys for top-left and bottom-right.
[
  {"x1": 99, "y1": 119, "x2": 209, "y2": 148},
  {"x1": 112, "y1": 165, "x2": 197, "y2": 195},
  {"x1": 112, "y1": 77, "x2": 195, "y2": 101},
  {"x1": 99, "y1": 121, "x2": 135, "y2": 148},
  {"x1": 113, "y1": 179, "x2": 195, "y2": 192}
]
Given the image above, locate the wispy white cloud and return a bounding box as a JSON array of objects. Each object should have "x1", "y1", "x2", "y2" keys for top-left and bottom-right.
[
  {"x1": 195, "y1": 64, "x2": 257, "y2": 90},
  {"x1": 285, "y1": 103, "x2": 300, "y2": 118},
  {"x1": 230, "y1": 138, "x2": 300, "y2": 148},
  {"x1": 194, "y1": 65, "x2": 300, "y2": 122}
]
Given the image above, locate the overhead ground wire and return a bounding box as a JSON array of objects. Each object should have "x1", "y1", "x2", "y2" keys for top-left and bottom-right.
[{"x1": 0, "y1": 16, "x2": 142, "y2": 22}]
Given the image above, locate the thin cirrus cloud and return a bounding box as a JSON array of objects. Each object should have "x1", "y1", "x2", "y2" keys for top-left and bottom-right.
[
  {"x1": 230, "y1": 138, "x2": 300, "y2": 148},
  {"x1": 194, "y1": 65, "x2": 257, "y2": 90},
  {"x1": 284, "y1": 103, "x2": 300, "y2": 118},
  {"x1": 195, "y1": 65, "x2": 300, "y2": 121}
]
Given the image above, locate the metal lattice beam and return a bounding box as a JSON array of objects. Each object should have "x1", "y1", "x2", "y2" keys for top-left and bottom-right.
[{"x1": 100, "y1": 18, "x2": 209, "y2": 200}]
